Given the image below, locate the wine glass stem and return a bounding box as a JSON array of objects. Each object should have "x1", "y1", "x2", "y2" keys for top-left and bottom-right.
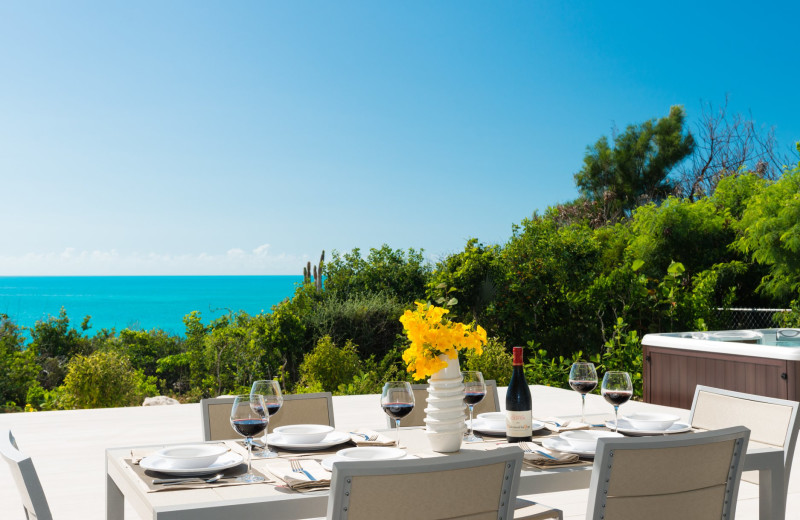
[
  {"x1": 613, "y1": 406, "x2": 619, "y2": 433},
  {"x1": 395, "y1": 419, "x2": 401, "y2": 447},
  {"x1": 581, "y1": 394, "x2": 586, "y2": 423},
  {"x1": 246, "y1": 437, "x2": 253, "y2": 473},
  {"x1": 468, "y1": 405, "x2": 475, "y2": 437}
]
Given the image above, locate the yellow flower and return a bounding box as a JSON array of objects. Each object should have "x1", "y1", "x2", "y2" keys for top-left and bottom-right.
[{"x1": 399, "y1": 301, "x2": 487, "y2": 380}]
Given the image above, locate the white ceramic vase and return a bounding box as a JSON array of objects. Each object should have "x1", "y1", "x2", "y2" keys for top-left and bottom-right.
[{"x1": 423, "y1": 354, "x2": 466, "y2": 452}]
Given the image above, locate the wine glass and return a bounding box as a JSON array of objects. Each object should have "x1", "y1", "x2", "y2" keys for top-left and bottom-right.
[
  {"x1": 230, "y1": 394, "x2": 268, "y2": 482},
  {"x1": 461, "y1": 371, "x2": 486, "y2": 442},
  {"x1": 601, "y1": 371, "x2": 633, "y2": 432},
  {"x1": 381, "y1": 381, "x2": 415, "y2": 447},
  {"x1": 568, "y1": 362, "x2": 598, "y2": 423},
  {"x1": 250, "y1": 380, "x2": 283, "y2": 458}
]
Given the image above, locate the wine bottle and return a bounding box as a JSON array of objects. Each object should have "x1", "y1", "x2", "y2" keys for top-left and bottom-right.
[{"x1": 505, "y1": 346, "x2": 532, "y2": 442}]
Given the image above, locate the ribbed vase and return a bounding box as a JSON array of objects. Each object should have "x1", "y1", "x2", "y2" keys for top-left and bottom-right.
[{"x1": 423, "y1": 354, "x2": 466, "y2": 452}]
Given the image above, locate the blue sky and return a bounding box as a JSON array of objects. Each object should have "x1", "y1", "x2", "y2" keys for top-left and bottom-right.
[{"x1": 1, "y1": 2, "x2": 798, "y2": 275}]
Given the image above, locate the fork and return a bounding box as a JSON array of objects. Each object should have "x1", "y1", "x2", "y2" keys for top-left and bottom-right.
[
  {"x1": 520, "y1": 442, "x2": 557, "y2": 460},
  {"x1": 290, "y1": 458, "x2": 316, "y2": 481},
  {"x1": 349, "y1": 432, "x2": 378, "y2": 441}
]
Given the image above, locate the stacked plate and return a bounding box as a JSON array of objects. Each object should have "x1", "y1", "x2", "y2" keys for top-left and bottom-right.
[
  {"x1": 321, "y1": 446, "x2": 416, "y2": 470},
  {"x1": 140, "y1": 444, "x2": 243, "y2": 475},
  {"x1": 266, "y1": 424, "x2": 350, "y2": 451},
  {"x1": 542, "y1": 431, "x2": 623, "y2": 458},
  {"x1": 606, "y1": 413, "x2": 690, "y2": 436}
]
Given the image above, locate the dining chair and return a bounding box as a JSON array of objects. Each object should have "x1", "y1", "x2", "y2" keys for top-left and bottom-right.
[
  {"x1": 201, "y1": 392, "x2": 335, "y2": 441},
  {"x1": 586, "y1": 426, "x2": 750, "y2": 520},
  {"x1": 689, "y1": 385, "x2": 800, "y2": 499},
  {"x1": 321, "y1": 447, "x2": 562, "y2": 520},
  {"x1": 0, "y1": 429, "x2": 53, "y2": 520},
  {"x1": 387, "y1": 380, "x2": 500, "y2": 428}
]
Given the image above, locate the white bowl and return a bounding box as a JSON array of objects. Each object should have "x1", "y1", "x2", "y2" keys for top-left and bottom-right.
[
  {"x1": 425, "y1": 430, "x2": 463, "y2": 452},
  {"x1": 559, "y1": 430, "x2": 623, "y2": 452},
  {"x1": 477, "y1": 412, "x2": 506, "y2": 430},
  {"x1": 424, "y1": 405, "x2": 465, "y2": 421},
  {"x1": 273, "y1": 424, "x2": 334, "y2": 444},
  {"x1": 336, "y1": 447, "x2": 405, "y2": 461},
  {"x1": 625, "y1": 413, "x2": 680, "y2": 431},
  {"x1": 155, "y1": 444, "x2": 228, "y2": 469}
]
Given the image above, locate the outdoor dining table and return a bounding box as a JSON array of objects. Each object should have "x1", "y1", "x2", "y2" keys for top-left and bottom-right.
[{"x1": 105, "y1": 419, "x2": 786, "y2": 520}]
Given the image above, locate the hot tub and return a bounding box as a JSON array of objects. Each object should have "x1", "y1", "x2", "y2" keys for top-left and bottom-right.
[{"x1": 642, "y1": 328, "x2": 800, "y2": 408}]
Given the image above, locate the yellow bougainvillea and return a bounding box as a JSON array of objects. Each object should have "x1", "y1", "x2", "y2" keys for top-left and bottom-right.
[{"x1": 399, "y1": 302, "x2": 487, "y2": 380}]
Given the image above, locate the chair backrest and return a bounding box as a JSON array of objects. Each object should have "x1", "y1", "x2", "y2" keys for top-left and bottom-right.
[
  {"x1": 0, "y1": 429, "x2": 53, "y2": 520},
  {"x1": 586, "y1": 426, "x2": 750, "y2": 520},
  {"x1": 689, "y1": 385, "x2": 799, "y2": 489},
  {"x1": 326, "y1": 447, "x2": 523, "y2": 520},
  {"x1": 387, "y1": 380, "x2": 500, "y2": 428},
  {"x1": 201, "y1": 392, "x2": 335, "y2": 441}
]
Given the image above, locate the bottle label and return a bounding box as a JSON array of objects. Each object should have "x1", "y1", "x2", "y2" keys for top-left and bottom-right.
[{"x1": 506, "y1": 410, "x2": 532, "y2": 437}]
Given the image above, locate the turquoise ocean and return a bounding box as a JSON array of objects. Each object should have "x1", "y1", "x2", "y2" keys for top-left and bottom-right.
[{"x1": 0, "y1": 276, "x2": 302, "y2": 336}]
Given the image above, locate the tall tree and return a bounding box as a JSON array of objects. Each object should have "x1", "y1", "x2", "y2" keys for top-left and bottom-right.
[
  {"x1": 574, "y1": 105, "x2": 695, "y2": 221},
  {"x1": 675, "y1": 96, "x2": 798, "y2": 201}
]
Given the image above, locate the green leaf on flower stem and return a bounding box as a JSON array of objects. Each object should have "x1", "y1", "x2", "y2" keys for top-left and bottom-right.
[
  {"x1": 447, "y1": 297, "x2": 458, "y2": 306},
  {"x1": 435, "y1": 297, "x2": 445, "y2": 304},
  {"x1": 632, "y1": 259, "x2": 645, "y2": 272}
]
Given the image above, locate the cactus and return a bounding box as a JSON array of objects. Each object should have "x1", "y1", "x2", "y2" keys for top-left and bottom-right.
[{"x1": 302, "y1": 251, "x2": 325, "y2": 292}]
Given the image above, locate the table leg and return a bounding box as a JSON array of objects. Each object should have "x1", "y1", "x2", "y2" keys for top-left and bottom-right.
[
  {"x1": 758, "y1": 467, "x2": 785, "y2": 520},
  {"x1": 106, "y1": 472, "x2": 125, "y2": 520}
]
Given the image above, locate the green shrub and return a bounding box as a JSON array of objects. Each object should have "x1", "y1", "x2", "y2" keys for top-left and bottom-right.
[
  {"x1": 0, "y1": 315, "x2": 39, "y2": 408},
  {"x1": 298, "y1": 336, "x2": 362, "y2": 393},
  {"x1": 462, "y1": 337, "x2": 512, "y2": 385},
  {"x1": 324, "y1": 245, "x2": 432, "y2": 302},
  {"x1": 62, "y1": 351, "x2": 157, "y2": 409},
  {"x1": 304, "y1": 291, "x2": 407, "y2": 360}
]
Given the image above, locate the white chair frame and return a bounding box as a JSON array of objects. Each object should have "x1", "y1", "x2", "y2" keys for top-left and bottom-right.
[{"x1": 1, "y1": 429, "x2": 53, "y2": 520}]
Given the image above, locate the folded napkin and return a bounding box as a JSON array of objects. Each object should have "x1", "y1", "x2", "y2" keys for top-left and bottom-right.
[
  {"x1": 518, "y1": 443, "x2": 582, "y2": 469},
  {"x1": 539, "y1": 417, "x2": 592, "y2": 433},
  {"x1": 266, "y1": 458, "x2": 331, "y2": 491},
  {"x1": 348, "y1": 429, "x2": 396, "y2": 446}
]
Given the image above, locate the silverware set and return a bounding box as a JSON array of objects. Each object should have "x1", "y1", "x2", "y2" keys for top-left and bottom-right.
[
  {"x1": 152, "y1": 473, "x2": 231, "y2": 486},
  {"x1": 290, "y1": 458, "x2": 316, "y2": 481},
  {"x1": 349, "y1": 432, "x2": 378, "y2": 441},
  {"x1": 520, "y1": 442, "x2": 557, "y2": 460}
]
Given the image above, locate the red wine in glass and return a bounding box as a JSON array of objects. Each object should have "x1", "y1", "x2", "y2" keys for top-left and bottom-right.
[
  {"x1": 602, "y1": 390, "x2": 632, "y2": 406},
  {"x1": 382, "y1": 402, "x2": 414, "y2": 419},
  {"x1": 381, "y1": 382, "x2": 415, "y2": 447},
  {"x1": 568, "y1": 362, "x2": 598, "y2": 423},
  {"x1": 462, "y1": 371, "x2": 487, "y2": 443},
  {"x1": 232, "y1": 418, "x2": 268, "y2": 437},
  {"x1": 464, "y1": 392, "x2": 486, "y2": 406},
  {"x1": 250, "y1": 380, "x2": 283, "y2": 458},
  {"x1": 569, "y1": 380, "x2": 598, "y2": 394},
  {"x1": 601, "y1": 371, "x2": 633, "y2": 432},
  {"x1": 229, "y1": 394, "x2": 268, "y2": 483}
]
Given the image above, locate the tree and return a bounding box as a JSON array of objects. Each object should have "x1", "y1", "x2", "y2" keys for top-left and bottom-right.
[
  {"x1": 676, "y1": 97, "x2": 798, "y2": 201},
  {"x1": 735, "y1": 161, "x2": 800, "y2": 300},
  {"x1": 574, "y1": 106, "x2": 695, "y2": 221}
]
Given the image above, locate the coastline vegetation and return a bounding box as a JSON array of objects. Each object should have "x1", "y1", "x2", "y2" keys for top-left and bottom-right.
[{"x1": 3, "y1": 107, "x2": 799, "y2": 413}]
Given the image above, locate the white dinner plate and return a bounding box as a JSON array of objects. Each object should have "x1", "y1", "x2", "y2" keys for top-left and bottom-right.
[
  {"x1": 140, "y1": 452, "x2": 243, "y2": 475},
  {"x1": 265, "y1": 430, "x2": 351, "y2": 450},
  {"x1": 467, "y1": 419, "x2": 545, "y2": 435},
  {"x1": 606, "y1": 419, "x2": 692, "y2": 436},
  {"x1": 541, "y1": 436, "x2": 596, "y2": 458},
  {"x1": 322, "y1": 453, "x2": 418, "y2": 471}
]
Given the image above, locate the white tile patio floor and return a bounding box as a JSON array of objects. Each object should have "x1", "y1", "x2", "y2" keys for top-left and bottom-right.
[{"x1": 1, "y1": 385, "x2": 797, "y2": 519}]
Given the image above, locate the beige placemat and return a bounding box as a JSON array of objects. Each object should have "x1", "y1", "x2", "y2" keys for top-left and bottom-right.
[
  {"x1": 266, "y1": 458, "x2": 332, "y2": 492},
  {"x1": 125, "y1": 459, "x2": 273, "y2": 493}
]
